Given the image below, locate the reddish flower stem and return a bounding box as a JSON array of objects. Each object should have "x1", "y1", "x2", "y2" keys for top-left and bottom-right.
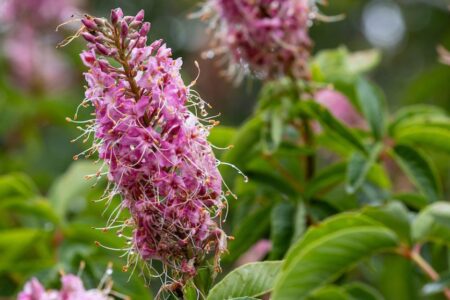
[{"x1": 406, "y1": 245, "x2": 450, "y2": 299}]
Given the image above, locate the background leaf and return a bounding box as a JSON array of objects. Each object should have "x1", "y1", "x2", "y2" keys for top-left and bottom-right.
[
  {"x1": 343, "y1": 282, "x2": 384, "y2": 300},
  {"x1": 269, "y1": 202, "x2": 295, "y2": 260},
  {"x1": 392, "y1": 144, "x2": 441, "y2": 202},
  {"x1": 48, "y1": 161, "x2": 101, "y2": 221},
  {"x1": 272, "y1": 213, "x2": 398, "y2": 300},
  {"x1": 355, "y1": 78, "x2": 386, "y2": 140},
  {"x1": 394, "y1": 126, "x2": 450, "y2": 154},
  {"x1": 412, "y1": 202, "x2": 450, "y2": 244},
  {"x1": 346, "y1": 143, "x2": 382, "y2": 194},
  {"x1": 298, "y1": 101, "x2": 367, "y2": 154}
]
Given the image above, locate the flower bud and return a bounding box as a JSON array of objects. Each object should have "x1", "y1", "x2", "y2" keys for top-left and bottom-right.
[
  {"x1": 94, "y1": 33, "x2": 107, "y2": 43},
  {"x1": 135, "y1": 9, "x2": 145, "y2": 22},
  {"x1": 139, "y1": 22, "x2": 151, "y2": 37},
  {"x1": 120, "y1": 20, "x2": 129, "y2": 37},
  {"x1": 93, "y1": 17, "x2": 106, "y2": 27},
  {"x1": 129, "y1": 20, "x2": 142, "y2": 29},
  {"x1": 81, "y1": 18, "x2": 97, "y2": 30},
  {"x1": 95, "y1": 43, "x2": 110, "y2": 56},
  {"x1": 81, "y1": 32, "x2": 96, "y2": 43},
  {"x1": 123, "y1": 16, "x2": 134, "y2": 23},
  {"x1": 136, "y1": 36, "x2": 146, "y2": 48},
  {"x1": 110, "y1": 8, "x2": 123, "y2": 25}
]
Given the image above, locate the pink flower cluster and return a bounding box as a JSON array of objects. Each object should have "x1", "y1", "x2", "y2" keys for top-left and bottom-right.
[
  {"x1": 201, "y1": 0, "x2": 313, "y2": 80},
  {"x1": 77, "y1": 8, "x2": 227, "y2": 280},
  {"x1": 0, "y1": 0, "x2": 77, "y2": 92},
  {"x1": 18, "y1": 274, "x2": 111, "y2": 300}
]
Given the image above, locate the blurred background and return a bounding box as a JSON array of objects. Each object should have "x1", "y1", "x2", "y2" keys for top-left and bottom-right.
[{"x1": 0, "y1": 0, "x2": 449, "y2": 298}]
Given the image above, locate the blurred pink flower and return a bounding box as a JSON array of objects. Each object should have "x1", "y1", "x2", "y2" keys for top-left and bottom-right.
[
  {"x1": 437, "y1": 45, "x2": 450, "y2": 66},
  {"x1": 0, "y1": 0, "x2": 77, "y2": 26},
  {"x1": 199, "y1": 0, "x2": 314, "y2": 80},
  {"x1": 0, "y1": 0, "x2": 79, "y2": 92},
  {"x1": 314, "y1": 88, "x2": 364, "y2": 130},
  {"x1": 236, "y1": 239, "x2": 272, "y2": 266},
  {"x1": 3, "y1": 26, "x2": 71, "y2": 92},
  {"x1": 17, "y1": 274, "x2": 112, "y2": 300}
]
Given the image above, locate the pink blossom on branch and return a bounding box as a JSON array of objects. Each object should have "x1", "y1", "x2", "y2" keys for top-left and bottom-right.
[
  {"x1": 199, "y1": 0, "x2": 315, "y2": 80},
  {"x1": 314, "y1": 88, "x2": 364, "y2": 131},
  {"x1": 236, "y1": 239, "x2": 272, "y2": 266},
  {"x1": 72, "y1": 8, "x2": 230, "y2": 283}
]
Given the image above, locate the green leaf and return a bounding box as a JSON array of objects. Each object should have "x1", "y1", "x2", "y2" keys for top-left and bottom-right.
[
  {"x1": 0, "y1": 197, "x2": 60, "y2": 225},
  {"x1": 193, "y1": 266, "x2": 215, "y2": 298},
  {"x1": 361, "y1": 202, "x2": 411, "y2": 244},
  {"x1": 207, "y1": 261, "x2": 282, "y2": 300},
  {"x1": 291, "y1": 202, "x2": 307, "y2": 244},
  {"x1": 311, "y1": 47, "x2": 381, "y2": 83},
  {"x1": 305, "y1": 162, "x2": 347, "y2": 200},
  {"x1": 422, "y1": 271, "x2": 450, "y2": 296},
  {"x1": 222, "y1": 116, "x2": 263, "y2": 182},
  {"x1": 308, "y1": 286, "x2": 351, "y2": 300},
  {"x1": 347, "y1": 49, "x2": 382, "y2": 75},
  {"x1": 209, "y1": 126, "x2": 236, "y2": 150},
  {"x1": 395, "y1": 126, "x2": 450, "y2": 154},
  {"x1": 412, "y1": 202, "x2": 450, "y2": 244},
  {"x1": 225, "y1": 204, "x2": 272, "y2": 263},
  {"x1": 0, "y1": 229, "x2": 43, "y2": 271},
  {"x1": 355, "y1": 78, "x2": 386, "y2": 140},
  {"x1": 183, "y1": 281, "x2": 200, "y2": 300},
  {"x1": 366, "y1": 163, "x2": 392, "y2": 190},
  {"x1": 272, "y1": 213, "x2": 398, "y2": 299},
  {"x1": 377, "y1": 255, "x2": 418, "y2": 300},
  {"x1": 0, "y1": 173, "x2": 39, "y2": 199},
  {"x1": 48, "y1": 161, "x2": 101, "y2": 221},
  {"x1": 346, "y1": 143, "x2": 383, "y2": 194},
  {"x1": 389, "y1": 104, "x2": 447, "y2": 134},
  {"x1": 244, "y1": 170, "x2": 299, "y2": 197},
  {"x1": 392, "y1": 144, "x2": 441, "y2": 202},
  {"x1": 261, "y1": 107, "x2": 285, "y2": 153},
  {"x1": 63, "y1": 223, "x2": 124, "y2": 249},
  {"x1": 270, "y1": 202, "x2": 295, "y2": 259},
  {"x1": 393, "y1": 193, "x2": 428, "y2": 210},
  {"x1": 298, "y1": 101, "x2": 367, "y2": 154},
  {"x1": 343, "y1": 282, "x2": 384, "y2": 300}
]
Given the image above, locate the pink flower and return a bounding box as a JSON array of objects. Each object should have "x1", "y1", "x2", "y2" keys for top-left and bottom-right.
[
  {"x1": 0, "y1": 0, "x2": 77, "y2": 92},
  {"x1": 3, "y1": 26, "x2": 71, "y2": 92},
  {"x1": 75, "y1": 8, "x2": 228, "y2": 280},
  {"x1": 314, "y1": 89, "x2": 364, "y2": 130},
  {"x1": 17, "y1": 274, "x2": 111, "y2": 300},
  {"x1": 0, "y1": 0, "x2": 77, "y2": 26},
  {"x1": 236, "y1": 239, "x2": 272, "y2": 266},
  {"x1": 199, "y1": 0, "x2": 314, "y2": 80},
  {"x1": 438, "y1": 45, "x2": 450, "y2": 66}
]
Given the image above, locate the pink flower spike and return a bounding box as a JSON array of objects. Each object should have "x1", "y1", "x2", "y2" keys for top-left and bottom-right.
[{"x1": 73, "y1": 8, "x2": 232, "y2": 284}]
